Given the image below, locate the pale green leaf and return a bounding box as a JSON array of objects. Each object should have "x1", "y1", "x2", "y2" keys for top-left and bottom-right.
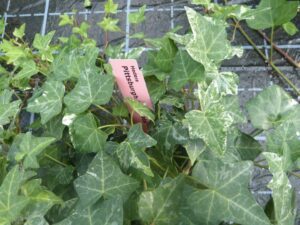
[
  {"x1": 72, "y1": 22, "x2": 90, "y2": 38},
  {"x1": 59, "y1": 15, "x2": 74, "y2": 26},
  {"x1": 0, "y1": 19, "x2": 5, "y2": 35},
  {"x1": 246, "y1": 85, "x2": 298, "y2": 130},
  {"x1": 263, "y1": 152, "x2": 296, "y2": 225},
  {"x1": 282, "y1": 22, "x2": 299, "y2": 36},
  {"x1": 104, "y1": 0, "x2": 118, "y2": 14},
  {"x1": 13, "y1": 24, "x2": 26, "y2": 39},
  {"x1": 184, "y1": 139, "x2": 206, "y2": 164},
  {"x1": 187, "y1": 160, "x2": 270, "y2": 225},
  {"x1": 129, "y1": 5, "x2": 146, "y2": 24},
  {"x1": 246, "y1": 0, "x2": 298, "y2": 30},
  {"x1": 27, "y1": 80, "x2": 65, "y2": 124},
  {"x1": 98, "y1": 17, "x2": 121, "y2": 32},
  {"x1": 33, "y1": 31, "x2": 55, "y2": 50},
  {"x1": 64, "y1": 72, "x2": 114, "y2": 114},
  {"x1": 69, "y1": 113, "x2": 108, "y2": 153},
  {"x1": 0, "y1": 166, "x2": 29, "y2": 223},
  {"x1": 138, "y1": 176, "x2": 184, "y2": 225},
  {"x1": 74, "y1": 151, "x2": 139, "y2": 206},
  {"x1": 169, "y1": 50, "x2": 205, "y2": 91},
  {"x1": 125, "y1": 98, "x2": 155, "y2": 122},
  {"x1": 55, "y1": 198, "x2": 123, "y2": 225},
  {"x1": 13, "y1": 60, "x2": 38, "y2": 80},
  {"x1": 184, "y1": 106, "x2": 232, "y2": 155},
  {"x1": 184, "y1": 7, "x2": 240, "y2": 72}
]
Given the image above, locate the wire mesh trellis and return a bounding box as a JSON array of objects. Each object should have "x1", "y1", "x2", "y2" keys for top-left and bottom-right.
[{"x1": 0, "y1": 0, "x2": 300, "y2": 218}]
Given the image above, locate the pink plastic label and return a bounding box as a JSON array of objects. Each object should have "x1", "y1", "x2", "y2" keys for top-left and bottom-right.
[{"x1": 109, "y1": 59, "x2": 153, "y2": 129}]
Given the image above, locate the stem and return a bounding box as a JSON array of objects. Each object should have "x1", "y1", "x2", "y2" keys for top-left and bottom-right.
[
  {"x1": 130, "y1": 110, "x2": 134, "y2": 126},
  {"x1": 270, "y1": 26, "x2": 274, "y2": 62},
  {"x1": 44, "y1": 153, "x2": 69, "y2": 167},
  {"x1": 249, "y1": 129, "x2": 263, "y2": 137},
  {"x1": 98, "y1": 124, "x2": 127, "y2": 130},
  {"x1": 254, "y1": 163, "x2": 268, "y2": 169},
  {"x1": 234, "y1": 19, "x2": 300, "y2": 96},
  {"x1": 290, "y1": 171, "x2": 300, "y2": 179},
  {"x1": 257, "y1": 30, "x2": 299, "y2": 68}
]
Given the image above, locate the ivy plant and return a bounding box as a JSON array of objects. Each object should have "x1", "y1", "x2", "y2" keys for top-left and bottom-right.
[{"x1": 0, "y1": 0, "x2": 299, "y2": 225}]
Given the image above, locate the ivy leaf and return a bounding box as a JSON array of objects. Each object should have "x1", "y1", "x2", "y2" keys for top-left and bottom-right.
[
  {"x1": 33, "y1": 31, "x2": 55, "y2": 62},
  {"x1": 13, "y1": 24, "x2": 26, "y2": 39},
  {"x1": 154, "y1": 38, "x2": 177, "y2": 73},
  {"x1": 0, "y1": 90, "x2": 21, "y2": 126},
  {"x1": 263, "y1": 152, "x2": 296, "y2": 225},
  {"x1": 127, "y1": 124, "x2": 157, "y2": 148},
  {"x1": 64, "y1": 72, "x2": 114, "y2": 114},
  {"x1": 184, "y1": 106, "x2": 232, "y2": 156},
  {"x1": 15, "y1": 132, "x2": 55, "y2": 169},
  {"x1": 27, "y1": 80, "x2": 65, "y2": 124},
  {"x1": 129, "y1": 5, "x2": 146, "y2": 24},
  {"x1": 74, "y1": 151, "x2": 139, "y2": 207},
  {"x1": 0, "y1": 19, "x2": 5, "y2": 35},
  {"x1": 153, "y1": 119, "x2": 188, "y2": 152},
  {"x1": 169, "y1": 50, "x2": 205, "y2": 91},
  {"x1": 282, "y1": 22, "x2": 299, "y2": 36},
  {"x1": 235, "y1": 132, "x2": 262, "y2": 161},
  {"x1": 0, "y1": 39, "x2": 30, "y2": 64},
  {"x1": 59, "y1": 14, "x2": 74, "y2": 26},
  {"x1": 266, "y1": 121, "x2": 300, "y2": 171},
  {"x1": 125, "y1": 98, "x2": 155, "y2": 122},
  {"x1": 246, "y1": 85, "x2": 298, "y2": 130},
  {"x1": 0, "y1": 166, "x2": 29, "y2": 224},
  {"x1": 104, "y1": 0, "x2": 118, "y2": 14},
  {"x1": 51, "y1": 46, "x2": 99, "y2": 81},
  {"x1": 187, "y1": 160, "x2": 270, "y2": 225},
  {"x1": 146, "y1": 76, "x2": 166, "y2": 104},
  {"x1": 138, "y1": 176, "x2": 184, "y2": 225},
  {"x1": 13, "y1": 60, "x2": 38, "y2": 81},
  {"x1": 43, "y1": 115, "x2": 66, "y2": 140},
  {"x1": 98, "y1": 17, "x2": 121, "y2": 32},
  {"x1": 117, "y1": 141, "x2": 153, "y2": 177},
  {"x1": 72, "y1": 22, "x2": 90, "y2": 38},
  {"x1": 184, "y1": 139, "x2": 206, "y2": 164},
  {"x1": 221, "y1": 95, "x2": 246, "y2": 124},
  {"x1": 246, "y1": 0, "x2": 298, "y2": 30},
  {"x1": 55, "y1": 198, "x2": 123, "y2": 225},
  {"x1": 69, "y1": 113, "x2": 108, "y2": 153},
  {"x1": 184, "y1": 7, "x2": 240, "y2": 72},
  {"x1": 21, "y1": 179, "x2": 62, "y2": 217}
]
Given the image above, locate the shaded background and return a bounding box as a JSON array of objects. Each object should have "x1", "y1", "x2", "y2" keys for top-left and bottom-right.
[{"x1": 0, "y1": 0, "x2": 300, "y2": 223}]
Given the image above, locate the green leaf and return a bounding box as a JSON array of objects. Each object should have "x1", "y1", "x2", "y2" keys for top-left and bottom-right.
[
  {"x1": 33, "y1": 31, "x2": 55, "y2": 50},
  {"x1": 43, "y1": 115, "x2": 66, "y2": 140},
  {"x1": 220, "y1": 95, "x2": 246, "y2": 124},
  {"x1": 282, "y1": 22, "x2": 299, "y2": 36},
  {"x1": 246, "y1": 85, "x2": 298, "y2": 130},
  {"x1": 27, "y1": 80, "x2": 65, "y2": 124},
  {"x1": 55, "y1": 198, "x2": 123, "y2": 225},
  {"x1": 146, "y1": 77, "x2": 166, "y2": 104},
  {"x1": 0, "y1": 39, "x2": 30, "y2": 65},
  {"x1": 184, "y1": 139, "x2": 206, "y2": 164},
  {"x1": 210, "y1": 4, "x2": 255, "y2": 20},
  {"x1": 104, "y1": 0, "x2": 118, "y2": 14},
  {"x1": 59, "y1": 14, "x2": 74, "y2": 26},
  {"x1": 263, "y1": 152, "x2": 296, "y2": 225},
  {"x1": 246, "y1": 0, "x2": 298, "y2": 30},
  {"x1": 0, "y1": 19, "x2": 5, "y2": 35},
  {"x1": 69, "y1": 113, "x2": 108, "y2": 153},
  {"x1": 127, "y1": 124, "x2": 157, "y2": 148},
  {"x1": 169, "y1": 50, "x2": 205, "y2": 91},
  {"x1": 154, "y1": 38, "x2": 177, "y2": 73},
  {"x1": 191, "y1": 0, "x2": 211, "y2": 6},
  {"x1": 98, "y1": 17, "x2": 121, "y2": 32},
  {"x1": 84, "y1": 0, "x2": 92, "y2": 8},
  {"x1": 117, "y1": 141, "x2": 153, "y2": 177},
  {"x1": 0, "y1": 90, "x2": 21, "y2": 126},
  {"x1": 72, "y1": 22, "x2": 90, "y2": 38},
  {"x1": 187, "y1": 160, "x2": 270, "y2": 225},
  {"x1": 125, "y1": 98, "x2": 155, "y2": 122},
  {"x1": 235, "y1": 132, "x2": 262, "y2": 161},
  {"x1": 266, "y1": 120, "x2": 300, "y2": 171},
  {"x1": 64, "y1": 72, "x2": 114, "y2": 114},
  {"x1": 21, "y1": 179, "x2": 62, "y2": 217},
  {"x1": 153, "y1": 119, "x2": 188, "y2": 152},
  {"x1": 112, "y1": 103, "x2": 128, "y2": 117},
  {"x1": 51, "y1": 46, "x2": 99, "y2": 81},
  {"x1": 129, "y1": 5, "x2": 146, "y2": 24},
  {"x1": 13, "y1": 24, "x2": 26, "y2": 39},
  {"x1": 74, "y1": 151, "x2": 139, "y2": 206},
  {"x1": 0, "y1": 166, "x2": 29, "y2": 224},
  {"x1": 15, "y1": 132, "x2": 55, "y2": 169},
  {"x1": 184, "y1": 7, "x2": 240, "y2": 72},
  {"x1": 13, "y1": 60, "x2": 38, "y2": 80},
  {"x1": 138, "y1": 176, "x2": 184, "y2": 225},
  {"x1": 184, "y1": 106, "x2": 232, "y2": 156}
]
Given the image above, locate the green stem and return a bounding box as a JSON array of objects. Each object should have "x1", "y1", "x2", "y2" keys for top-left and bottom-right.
[
  {"x1": 234, "y1": 19, "x2": 300, "y2": 96},
  {"x1": 98, "y1": 124, "x2": 127, "y2": 130},
  {"x1": 270, "y1": 26, "x2": 274, "y2": 62},
  {"x1": 44, "y1": 153, "x2": 69, "y2": 167}
]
